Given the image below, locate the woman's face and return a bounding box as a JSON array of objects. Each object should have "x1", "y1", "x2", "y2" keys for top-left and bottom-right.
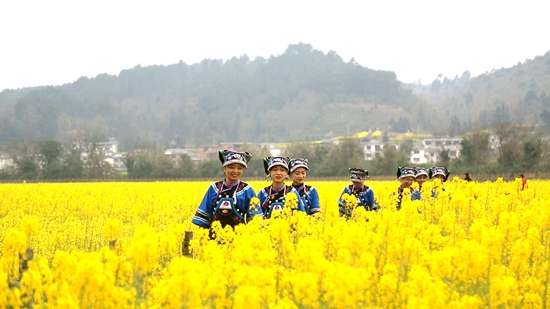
[
  {"x1": 352, "y1": 181, "x2": 364, "y2": 189},
  {"x1": 290, "y1": 167, "x2": 307, "y2": 185},
  {"x1": 415, "y1": 174, "x2": 428, "y2": 187},
  {"x1": 269, "y1": 165, "x2": 288, "y2": 184},
  {"x1": 223, "y1": 163, "x2": 245, "y2": 183},
  {"x1": 433, "y1": 174, "x2": 446, "y2": 182},
  {"x1": 400, "y1": 176, "x2": 414, "y2": 188}
]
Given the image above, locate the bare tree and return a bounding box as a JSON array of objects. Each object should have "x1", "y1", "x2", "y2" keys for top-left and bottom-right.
[{"x1": 494, "y1": 123, "x2": 529, "y2": 169}]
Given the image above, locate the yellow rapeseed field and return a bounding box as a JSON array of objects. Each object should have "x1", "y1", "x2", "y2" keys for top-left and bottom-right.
[{"x1": 0, "y1": 178, "x2": 549, "y2": 308}]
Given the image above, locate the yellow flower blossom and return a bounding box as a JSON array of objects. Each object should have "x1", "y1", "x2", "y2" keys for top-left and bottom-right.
[{"x1": 0, "y1": 180, "x2": 549, "y2": 308}]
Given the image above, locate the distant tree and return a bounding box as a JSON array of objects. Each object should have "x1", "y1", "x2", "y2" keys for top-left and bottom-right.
[
  {"x1": 196, "y1": 159, "x2": 224, "y2": 179},
  {"x1": 438, "y1": 148, "x2": 450, "y2": 166},
  {"x1": 372, "y1": 144, "x2": 408, "y2": 176},
  {"x1": 540, "y1": 109, "x2": 550, "y2": 131},
  {"x1": 15, "y1": 156, "x2": 39, "y2": 179},
  {"x1": 61, "y1": 148, "x2": 84, "y2": 179},
  {"x1": 285, "y1": 142, "x2": 312, "y2": 160},
  {"x1": 448, "y1": 115, "x2": 461, "y2": 137},
  {"x1": 176, "y1": 153, "x2": 196, "y2": 178},
  {"x1": 460, "y1": 70, "x2": 471, "y2": 81},
  {"x1": 75, "y1": 127, "x2": 107, "y2": 179},
  {"x1": 389, "y1": 117, "x2": 411, "y2": 133},
  {"x1": 124, "y1": 156, "x2": 136, "y2": 178},
  {"x1": 306, "y1": 144, "x2": 330, "y2": 177},
  {"x1": 430, "y1": 79, "x2": 442, "y2": 92},
  {"x1": 382, "y1": 131, "x2": 389, "y2": 142},
  {"x1": 494, "y1": 123, "x2": 527, "y2": 170},
  {"x1": 124, "y1": 151, "x2": 155, "y2": 179},
  {"x1": 318, "y1": 138, "x2": 363, "y2": 177},
  {"x1": 37, "y1": 140, "x2": 63, "y2": 179},
  {"x1": 399, "y1": 138, "x2": 414, "y2": 157},
  {"x1": 522, "y1": 136, "x2": 543, "y2": 170},
  {"x1": 57, "y1": 112, "x2": 73, "y2": 145},
  {"x1": 11, "y1": 142, "x2": 39, "y2": 179},
  {"x1": 491, "y1": 104, "x2": 510, "y2": 126},
  {"x1": 459, "y1": 138, "x2": 475, "y2": 167},
  {"x1": 152, "y1": 148, "x2": 177, "y2": 178},
  {"x1": 541, "y1": 90, "x2": 550, "y2": 107},
  {"x1": 524, "y1": 90, "x2": 537, "y2": 105},
  {"x1": 464, "y1": 92, "x2": 474, "y2": 105},
  {"x1": 239, "y1": 145, "x2": 271, "y2": 179}
]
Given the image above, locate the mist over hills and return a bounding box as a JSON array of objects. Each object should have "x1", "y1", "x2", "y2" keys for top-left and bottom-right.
[
  {"x1": 414, "y1": 50, "x2": 550, "y2": 128},
  {"x1": 1, "y1": 44, "x2": 549, "y2": 151}
]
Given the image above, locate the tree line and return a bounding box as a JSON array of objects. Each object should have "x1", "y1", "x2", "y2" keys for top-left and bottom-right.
[{"x1": 2, "y1": 119, "x2": 548, "y2": 181}]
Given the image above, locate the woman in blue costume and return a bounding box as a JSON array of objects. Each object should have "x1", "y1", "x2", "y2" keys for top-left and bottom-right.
[
  {"x1": 413, "y1": 167, "x2": 429, "y2": 200},
  {"x1": 191, "y1": 150, "x2": 262, "y2": 239},
  {"x1": 429, "y1": 166, "x2": 450, "y2": 198},
  {"x1": 289, "y1": 158, "x2": 321, "y2": 216},
  {"x1": 392, "y1": 166, "x2": 421, "y2": 210},
  {"x1": 257, "y1": 156, "x2": 306, "y2": 219},
  {"x1": 338, "y1": 168, "x2": 378, "y2": 218}
]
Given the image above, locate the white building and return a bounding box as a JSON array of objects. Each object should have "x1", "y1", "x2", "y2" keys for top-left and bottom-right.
[
  {"x1": 0, "y1": 152, "x2": 14, "y2": 171},
  {"x1": 410, "y1": 137, "x2": 462, "y2": 164},
  {"x1": 362, "y1": 139, "x2": 399, "y2": 161},
  {"x1": 96, "y1": 139, "x2": 119, "y2": 156},
  {"x1": 104, "y1": 153, "x2": 127, "y2": 171},
  {"x1": 73, "y1": 138, "x2": 119, "y2": 156},
  {"x1": 164, "y1": 148, "x2": 196, "y2": 166}
]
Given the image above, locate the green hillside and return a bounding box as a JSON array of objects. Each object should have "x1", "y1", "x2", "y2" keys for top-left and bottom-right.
[{"x1": 0, "y1": 43, "x2": 444, "y2": 150}]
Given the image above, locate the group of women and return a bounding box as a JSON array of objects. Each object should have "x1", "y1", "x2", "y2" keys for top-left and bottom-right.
[{"x1": 191, "y1": 150, "x2": 450, "y2": 237}]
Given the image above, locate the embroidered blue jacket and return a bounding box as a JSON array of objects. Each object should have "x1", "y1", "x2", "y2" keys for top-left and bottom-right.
[
  {"x1": 257, "y1": 185, "x2": 306, "y2": 219},
  {"x1": 292, "y1": 184, "x2": 321, "y2": 215},
  {"x1": 338, "y1": 184, "x2": 376, "y2": 214},
  {"x1": 192, "y1": 181, "x2": 261, "y2": 228}
]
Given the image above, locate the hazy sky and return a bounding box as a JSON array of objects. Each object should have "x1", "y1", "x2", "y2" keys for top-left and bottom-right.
[{"x1": 1, "y1": 0, "x2": 549, "y2": 92}]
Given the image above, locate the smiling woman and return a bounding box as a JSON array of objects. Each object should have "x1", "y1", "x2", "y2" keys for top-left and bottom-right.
[
  {"x1": 190, "y1": 150, "x2": 261, "y2": 239},
  {"x1": 257, "y1": 156, "x2": 306, "y2": 218}
]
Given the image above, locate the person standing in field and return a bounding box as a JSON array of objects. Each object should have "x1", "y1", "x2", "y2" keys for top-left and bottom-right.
[
  {"x1": 191, "y1": 150, "x2": 262, "y2": 238},
  {"x1": 392, "y1": 166, "x2": 420, "y2": 210},
  {"x1": 289, "y1": 158, "x2": 321, "y2": 216},
  {"x1": 429, "y1": 166, "x2": 451, "y2": 198},
  {"x1": 257, "y1": 156, "x2": 306, "y2": 219},
  {"x1": 413, "y1": 167, "x2": 429, "y2": 200},
  {"x1": 338, "y1": 168, "x2": 378, "y2": 217},
  {"x1": 464, "y1": 172, "x2": 472, "y2": 182},
  {"x1": 519, "y1": 174, "x2": 528, "y2": 190}
]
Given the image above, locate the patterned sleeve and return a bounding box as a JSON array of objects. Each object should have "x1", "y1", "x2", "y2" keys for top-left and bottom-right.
[
  {"x1": 240, "y1": 185, "x2": 263, "y2": 219},
  {"x1": 289, "y1": 187, "x2": 306, "y2": 212},
  {"x1": 191, "y1": 183, "x2": 217, "y2": 228},
  {"x1": 308, "y1": 186, "x2": 321, "y2": 214},
  {"x1": 365, "y1": 188, "x2": 375, "y2": 208},
  {"x1": 257, "y1": 188, "x2": 268, "y2": 212}
]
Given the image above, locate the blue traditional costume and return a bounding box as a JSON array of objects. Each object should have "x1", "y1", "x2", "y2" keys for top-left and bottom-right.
[
  {"x1": 191, "y1": 150, "x2": 262, "y2": 233},
  {"x1": 393, "y1": 166, "x2": 421, "y2": 210},
  {"x1": 412, "y1": 167, "x2": 429, "y2": 200},
  {"x1": 338, "y1": 168, "x2": 378, "y2": 217},
  {"x1": 257, "y1": 156, "x2": 306, "y2": 219},
  {"x1": 289, "y1": 158, "x2": 321, "y2": 215}
]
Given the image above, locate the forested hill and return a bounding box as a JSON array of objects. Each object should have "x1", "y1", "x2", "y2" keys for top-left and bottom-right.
[
  {"x1": 414, "y1": 50, "x2": 550, "y2": 129},
  {"x1": 0, "y1": 43, "x2": 443, "y2": 151}
]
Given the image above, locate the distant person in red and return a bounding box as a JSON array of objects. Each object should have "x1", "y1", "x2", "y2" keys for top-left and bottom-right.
[{"x1": 519, "y1": 174, "x2": 528, "y2": 190}]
